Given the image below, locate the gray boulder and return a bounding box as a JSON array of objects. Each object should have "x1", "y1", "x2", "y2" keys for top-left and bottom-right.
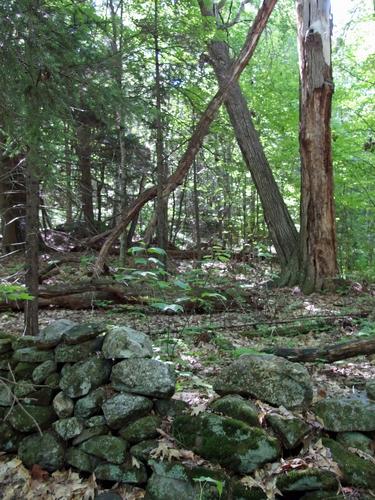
[
  {"x1": 62, "y1": 323, "x2": 105, "y2": 345},
  {"x1": 209, "y1": 395, "x2": 259, "y2": 427},
  {"x1": 53, "y1": 416, "x2": 84, "y2": 440},
  {"x1": 336, "y1": 432, "x2": 374, "y2": 456},
  {"x1": 13, "y1": 347, "x2": 54, "y2": 363},
  {"x1": 172, "y1": 413, "x2": 280, "y2": 474},
  {"x1": 8, "y1": 404, "x2": 56, "y2": 432},
  {"x1": 213, "y1": 354, "x2": 313, "y2": 409},
  {"x1": 102, "y1": 325, "x2": 153, "y2": 359},
  {"x1": 314, "y1": 398, "x2": 375, "y2": 431},
  {"x1": 38, "y1": 319, "x2": 77, "y2": 348},
  {"x1": 94, "y1": 461, "x2": 147, "y2": 484},
  {"x1": 267, "y1": 414, "x2": 310, "y2": 449},
  {"x1": 102, "y1": 393, "x2": 153, "y2": 429},
  {"x1": 79, "y1": 435, "x2": 127, "y2": 464},
  {"x1": 74, "y1": 387, "x2": 109, "y2": 418},
  {"x1": 32, "y1": 360, "x2": 57, "y2": 384},
  {"x1": 111, "y1": 358, "x2": 176, "y2": 398},
  {"x1": 55, "y1": 337, "x2": 103, "y2": 363},
  {"x1": 59, "y1": 357, "x2": 111, "y2": 398},
  {"x1": 119, "y1": 415, "x2": 161, "y2": 444},
  {"x1": 66, "y1": 447, "x2": 102, "y2": 473}
]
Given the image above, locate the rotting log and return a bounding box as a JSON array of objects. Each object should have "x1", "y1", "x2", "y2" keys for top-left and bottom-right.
[{"x1": 265, "y1": 337, "x2": 375, "y2": 362}]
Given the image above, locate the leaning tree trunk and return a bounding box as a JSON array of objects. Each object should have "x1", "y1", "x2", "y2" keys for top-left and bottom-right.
[
  {"x1": 296, "y1": 0, "x2": 337, "y2": 293},
  {"x1": 207, "y1": 39, "x2": 299, "y2": 276},
  {"x1": 94, "y1": 0, "x2": 278, "y2": 274}
]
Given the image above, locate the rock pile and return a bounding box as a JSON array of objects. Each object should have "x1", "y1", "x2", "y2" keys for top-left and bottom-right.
[
  {"x1": 0, "y1": 320, "x2": 176, "y2": 484},
  {"x1": 1, "y1": 323, "x2": 375, "y2": 499}
]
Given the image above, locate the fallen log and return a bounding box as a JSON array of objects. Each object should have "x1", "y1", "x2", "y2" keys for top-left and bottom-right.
[{"x1": 265, "y1": 337, "x2": 375, "y2": 363}]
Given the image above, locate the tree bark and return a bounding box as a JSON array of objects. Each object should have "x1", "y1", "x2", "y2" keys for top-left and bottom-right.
[
  {"x1": 94, "y1": 0, "x2": 278, "y2": 274},
  {"x1": 296, "y1": 0, "x2": 337, "y2": 292},
  {"x1": 76, "y1": 120, "x2": 95, "y2": 232}
]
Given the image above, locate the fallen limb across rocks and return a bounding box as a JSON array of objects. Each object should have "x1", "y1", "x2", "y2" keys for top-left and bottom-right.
[{"x1": 265, "y1": 336, "x2": 375, "y2": 363}]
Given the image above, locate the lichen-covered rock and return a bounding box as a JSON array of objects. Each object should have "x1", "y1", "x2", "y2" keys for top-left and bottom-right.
[
  {"x1": 276, "y1": 468, "x2": 338, "y2": 492},
  {"x1": 66, "y1": 447, "x2": 102, "y2": 473},
  {"x1": 39, "y1": 319, "x2": 77, "y2": 348},
  {"x1": 13, "y1": 347, "x2": 54, "y2": 363},
  {"x1": 322, "y1": 438, "x2": 375, "y2": 489},
  {"x1": 336, "y1": 432, "x2": 374, "y2": 456},
  {"x1": 53, "y1": 391, "x2": 74, "y2": 418},
  {"x1": 32, "y1": 360, "x2": 57, "y2": 384},
  {"x1": 53, "y1": 417, "x2": 84, "y2": 440},
  {"x1": 267, "y1": 414, "x2": 310, "y2": 449},
  {"x1": 130, "y1": 439, "x2": 159, "y2": 462},
  {"x1": 11, "y1": 335, "x2": 39, "y2": 350},
  {"x1": 79, "y1": 435, "x2": 127, "y2": 464},
  {"x1": 111, "y1": 358, "x2": 176, "y2": 398},
  {"x1": 74, "y1": 386, "x2": 109, "y2": 418},
  {"x1": 119, "y1": 415, "x2": 161, "y2": 444},
  {"x1": 213, "y1": 354, "x2": 313, "y2": 409},
  {"x1": 173, "y1": 413, "x2": 280, "y2": 474},
  {"x1": 18, "y1": 432, "x2": 65, "y2": 471},
  {"x1": 0, "y1": 422, "x2": 21, "y2": 452},
  {"x1": 55, "y1": 337, "x2": 103, "y2": 363},
  {"x1": 8, "y1": 404, "x2": 56, "y2": 432},
  {"x1": 366, "y1": 379, "x2": 375, "y2": 400},
  {"x1": 154, "y1": 398, "x2": 189, "y2": 417},
  {"x1": 72, "y1": 423, "x2": 109, "y2": 446},
  {"x1": 314, "y1": 398, "x2": 375, "y2": 431},
  {"x1": 94, "y1": 461, "x2": 147, "y2": 484},
  {"x1": 59, "y1": 357, "x2": 111, "y2": 398},
  {"x1": 18, "y1": 386, "x2": 53, "y2": 406},
  {"x1": 0, "y1": 383, "x2": 12, "y2": 406},
  {"x1": 209, "y1": 395, "x2": 259, "y2": 427},
  {"x1": 102, "y1": 393, "x2": 153, "y2": 429},
  {"x1": 102, "y1": 325, "x2": 153, "y2": 359},
  {"x1": 62, "y1": 323, "x2": 105, "y2": 345}
]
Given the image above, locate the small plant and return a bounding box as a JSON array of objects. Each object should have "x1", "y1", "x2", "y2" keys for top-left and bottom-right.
[
  {"x1": 193, "y1": 476, "x2": 224, "y2": 499},
  {"x1": 0, "y1": 283, "x2": 34, "y2": 302}
]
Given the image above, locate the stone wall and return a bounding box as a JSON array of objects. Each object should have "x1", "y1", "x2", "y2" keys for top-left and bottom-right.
[{"x1": 1, "y1": 320, "x2": 375, "y2": 499}]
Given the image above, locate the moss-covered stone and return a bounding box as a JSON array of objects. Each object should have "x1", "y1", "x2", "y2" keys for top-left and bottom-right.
[
  {"x1": 32, "y1": 360, "x2": 57, "y2": 384},
  {"x1": 231, "y1": 481, "x2": 267, "y2": 499},
  {"x1": 45, "y1": 372, "x2": 60, "y2": 389},
  {"x1": 276, "y1": 468, "x2": 338, "y2": 492},
  {"x1": 66, "y1": 447, "x2": 102, "y2": 473},
  {"x1": 14, "y1": 362, "x2": 39, "y2": 379},
  {"x1": 322, "y1": 437, "x2": 375, "y2": 489},
  {"x1": 53, "y1": 391, "x2": 74, "y2": 418},
  {"x1": 59, "y1": 357, "x2": 112, "y2": 398},
  {"x1": 18, "y1": 432, "x2": 65, "y2": 471},
  {"x1": 111, "y1": 358, "x2": 176, "y2": 398},
  {"x1": 55, "y1": 337, "x2": 104, "y2": 363},
  {"x1": 8, "y1": 404, "x2": 57, "y2": 432},
  {"x1": 366, "y1": 379, "x2": 375, "y2": 400},
  {"x1": 173, "y1": 413, "x2": 280, "y2": 474},
  {"x1": 336, "y1": 431, "x2": 374, "y2": 456},
  {"x1": 314, "y1": 398, "x2": 375, "y2": 431},
  {"x1": 62, "y1": 322, "x2": 105, "y2": 344},
  {"x1": 213, "y1": 354, "x2": 313, "y2": 409},
  {"x1": 13, "y1": 347, "x2": 54, "y2": 363},
  {"x1": 209, "y1": 395, "x2": 259, "y2": 427},
  {"x1": 53, "y1": 416, "x2": 84, "y2": 440},
  {"x1": 0, "y1": 421, "x2": 21, "y2": 452},
  {"x1": 11, "y1": 335, "x2": 39, "y2": 350},
  {"x1": 19, "y1": 386, "x2": 53, "y2": 406},
  {"x1": 102, "y1": 392, "x2": 153, "y2": 429},
  {"x1": 300, "y1": 492, "x2": 345, "y2": 500},
  {"x1": 79, "y1": 435, "x2": 127, "y2": 464},
  {"x1": 102, "y1": 325, "x2": 153, "y2": 359},
  {"x1": 72, "y1": 424, "x2": 109, "y2": 445},
  {"x1": 154, "y1": 398, "x2": 189, "y2": 417},
  {"x1": 119, "y1": 415, "x2": 161, "y2": 444},
  {"x1": 74, "y1": 386, "x2": 109, "y2": 418},
  {"x1": 267, "y1": 413, "x2": 310, "y2": 449},
  {"x1": 130, "y1": 439, "x2": 159, "y2": 462},
  {"x1": 0, "y1": 338, "x2": 12, "y2": 354},
  {"x1": 94, "y1": 461, "x2": 148, "y2": 484}
]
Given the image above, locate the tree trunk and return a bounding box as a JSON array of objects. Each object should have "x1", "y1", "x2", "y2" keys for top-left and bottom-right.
[
  {"x1": 0, "y1": 152, "x2": 26, "y2": 253},
  {"x1": 94, "y1": 0, "x2": 278, "y2": 274},
  {"x1": 154, "y1": 0, "x2": 168, "y2": 262},
  {"x1": 296, "y1": 0, "x2": 337, "y2": 293},
  {"x1": 205, "y1": 37, "x2": 299, "y2": 274},
  {"x1": 193, "y1": 158, "x2": 202, "y2": 262},
  {"x1": 266, "y1": 337, "x2": 375, "y2": 363},
  {"x1": 76, "y1": 121, "x2": 95, "y2": 231}
]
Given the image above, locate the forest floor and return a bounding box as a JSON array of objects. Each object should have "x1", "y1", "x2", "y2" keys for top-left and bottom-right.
[{"x1": 1, "y1": 254, "x2": 375, "y2": 499}]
